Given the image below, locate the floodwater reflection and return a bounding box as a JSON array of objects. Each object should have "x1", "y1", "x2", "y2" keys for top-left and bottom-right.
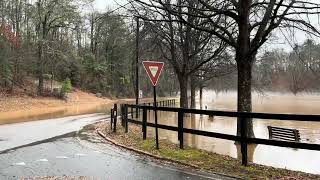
[
  {"x1": 145, "y1": 91, "x2": 320, "y2": 174},
  {"x1": 0, "y1": 103, "x2": 112, "y2": 125}
]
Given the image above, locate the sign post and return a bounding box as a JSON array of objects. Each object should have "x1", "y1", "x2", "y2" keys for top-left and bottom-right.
[{"x1": 142, "y1": 61, "x2": 164, "y2": 149}]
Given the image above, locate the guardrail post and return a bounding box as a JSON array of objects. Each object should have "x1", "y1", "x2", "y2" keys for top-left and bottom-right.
[
  {"x1": 143, "y1": 108, "x2": 147, "y2": 140},
  {"x1": 240, "y1": 117, "x2": 248, "y2": 166},
  {"x1": 125, "y1": 104, "x2": 128, "y2": 133},
  {"x1": 178, "y1": 111, "x2": 184, "y2": 149}
]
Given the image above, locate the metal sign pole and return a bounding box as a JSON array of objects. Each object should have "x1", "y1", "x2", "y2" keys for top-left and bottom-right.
[
  {"x1": 135, "y1": 17, "x2": 140, "y2": 118},
  {"x1": 153, "y1": 85, "x2": 159, "y2": 149},
  {"x1": 142, "y1": 60, "x2": 163, "y2": 150}
]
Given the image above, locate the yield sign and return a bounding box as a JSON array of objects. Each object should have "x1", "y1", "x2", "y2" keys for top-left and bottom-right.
[{"x1": 142, "y1": 61, "x2": 164, "y2": 86}]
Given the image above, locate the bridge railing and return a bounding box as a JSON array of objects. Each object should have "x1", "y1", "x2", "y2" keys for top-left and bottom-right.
[{"x1": 122, "y1": 104, "x2": 320, "y2": 166}]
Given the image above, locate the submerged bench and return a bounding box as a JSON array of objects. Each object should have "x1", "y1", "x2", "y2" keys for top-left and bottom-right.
[{"x1": 267, "y1": 126, "x2": 301, "y2": 142}]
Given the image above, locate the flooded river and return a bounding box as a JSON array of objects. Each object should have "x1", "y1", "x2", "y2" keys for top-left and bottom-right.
[
  {"x1": 0, "y1": 103, "x2": 112, "y2": 125},
  {"x1": 145, "y1": 91, "x2": 320, "y2": 174},
  {"x1": 1, "y1": 92, "x2": 320, "y2": 174}
]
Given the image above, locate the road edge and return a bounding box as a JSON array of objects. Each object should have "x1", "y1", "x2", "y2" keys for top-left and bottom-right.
[{"x1": 96, "y1": 130, "x2": 240, "y2": 180}]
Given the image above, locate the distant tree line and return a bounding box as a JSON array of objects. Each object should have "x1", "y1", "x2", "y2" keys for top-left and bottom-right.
[
  {"x1": 0, "y1": 0, "x2": 180, "y2": 98},
  {"x1": 209, "y1": 39, "x2": 320, "y2": 95}
]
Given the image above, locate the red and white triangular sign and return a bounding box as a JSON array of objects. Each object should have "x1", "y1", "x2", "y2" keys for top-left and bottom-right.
[{"x1": 142, "y1": 61, "x2": 164, "y2": 86}]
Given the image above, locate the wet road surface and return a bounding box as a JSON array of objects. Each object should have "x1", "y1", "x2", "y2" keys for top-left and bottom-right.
[
  {"x1": 0, "y1": 113, "x2": 107, "y2": 152},
  {"x1": 0, "y1": 125, "x2": 233, "y2": 180}
]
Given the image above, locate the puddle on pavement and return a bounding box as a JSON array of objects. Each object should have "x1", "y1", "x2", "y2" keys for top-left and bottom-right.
[
  {"x1": 0, "y1": 103, "x2": 113, "y2": 125},
  {"x1": 137, "y1": 91, "x2": 320, "y2": 174}
]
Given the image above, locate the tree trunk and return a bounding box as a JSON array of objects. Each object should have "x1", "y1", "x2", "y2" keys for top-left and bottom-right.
[
  {"x1": 236, "y1": 0, "x2": 255, "y2": 138},
  {"x1": 37, "y1": 4, "x2": 46, "y2": 96},
  {"x1": 38, "y1": 39, "x2": 44, "y2": 95},
  {"x1": 236, "y1": 58, "x2": 255, "y2": 138},
  {"x1": 190, "y1": 75, "x2": 196, "y2": 109},
  {"x1": 178, "y1": 75, "x2": 188, "y2": 108},
  {"x1": 199, "y1": 85, "x2": 203, "y2": 109},
  {"x1": 90, "y1": 13, "x2": 94, "y2": 54}
]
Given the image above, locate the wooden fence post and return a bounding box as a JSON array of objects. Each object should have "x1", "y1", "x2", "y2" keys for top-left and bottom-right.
[
  {"x1": 113, "y1": 104, "x2": 117, "y2": 133},
  {"x1": 110, "y1": 108, "x2": 113, "y2": 130},
  {"x1": 143, "y1": 108, "x2": 147, "y2": 140},
  {"x1": 267, "y1": 126, "x2": 272, "y2": 139},
  {"x1": 131, "y1": 107, "x2": 133, "y2": 118},
  {"x1": 240, "y1": 117, "x2": 248, "y2": 166},
  {"x1": 178, "y1": 111, "x2": 184, "y2": 149},
  {"x1": 293, "y1": 129, "x2": 299, "y2": 142},
  {"x1": 125, "y1": 104, "x2": 128, "y2": 133},
  {"x1": 121, "y1": 104, "x2": 125, "y2": 127}
]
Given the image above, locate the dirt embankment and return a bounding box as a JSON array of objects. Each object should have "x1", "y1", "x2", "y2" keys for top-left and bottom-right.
[{"x1": 0, "y1": 89, "x2": 113, "y2": 113}]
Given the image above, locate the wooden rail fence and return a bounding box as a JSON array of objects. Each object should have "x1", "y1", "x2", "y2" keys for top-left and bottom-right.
[{"x1": 120, "y1": 104, "x2": 320, "y2": 166}]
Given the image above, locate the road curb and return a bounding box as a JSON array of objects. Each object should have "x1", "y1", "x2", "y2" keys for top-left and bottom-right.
[
  {"x1": 96, "y1": 130, "x2": 199, "y2": 168},
  {"x1": 96, "y1": 130, "x2": 239, "y2": 180}
]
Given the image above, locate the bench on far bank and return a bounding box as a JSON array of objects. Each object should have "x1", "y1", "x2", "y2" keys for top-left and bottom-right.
[{"x1": 267, "y1": 126, "x2": 301, "y2": 142}]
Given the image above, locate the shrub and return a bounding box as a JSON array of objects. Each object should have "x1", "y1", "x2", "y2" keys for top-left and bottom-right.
[{"x1": 60, "y1": 78, "x2": 72, "y2": 98}]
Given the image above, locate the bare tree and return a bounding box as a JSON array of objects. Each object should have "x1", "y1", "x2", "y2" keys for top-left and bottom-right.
[
  {"x1": 133, "y1": 0, "x2": 320, "y2": 137},
  {"x1": 35, "y1": 0, "x2": 79, "y2": 95},
  {"x1": 129, "y1": 0, "x2": 225, "y2": 108}
]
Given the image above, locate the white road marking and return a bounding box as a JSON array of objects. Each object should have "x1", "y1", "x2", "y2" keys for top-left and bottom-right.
[
  {"x1": 55, "y1": 156, "x2": 68, "y2": 159},
  {"x1": 36, "y1": 158, "x2": 48, "y2": 162},
  {"x1": 75, "y1": 153, "x2": 86, "y2": 156},
  {"x1": 14, "y1": 162, "x2": 26, "y2": 166}
]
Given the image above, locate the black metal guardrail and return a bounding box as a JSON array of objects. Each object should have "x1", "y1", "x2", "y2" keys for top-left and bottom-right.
[{"x1": 121, "y1": 103, "x2": 320, "y2": 166}]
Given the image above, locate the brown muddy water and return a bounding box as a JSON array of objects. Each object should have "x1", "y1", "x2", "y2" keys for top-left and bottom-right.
[
  {"x1": 0, "y1": 103, "x2": 113, "y2": 125},
  {"x1": 143, "y1": 91, "x2": 320, "y2": 174}
]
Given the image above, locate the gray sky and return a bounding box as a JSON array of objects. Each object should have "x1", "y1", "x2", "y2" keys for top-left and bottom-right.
[
  {"x1": 93, "y1": 0, "x2": 126, "y2": 11},
  {"x1": 93, "y1": 0, "x2": 320, "y2": 53}
]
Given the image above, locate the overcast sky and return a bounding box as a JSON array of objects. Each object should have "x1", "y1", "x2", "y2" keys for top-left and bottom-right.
[
  {"x1": 92, "y1": 0, "x2": 320, "y2": 52},
  {"x1": 93, "y1": 0, "x2": 126, "y2": 11}
]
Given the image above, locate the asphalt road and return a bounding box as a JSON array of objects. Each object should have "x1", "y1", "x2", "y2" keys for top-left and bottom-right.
[
  {"x1": 0, "y1": 114, "x2": 235, "y2": 180},
  {"x1": 0, "y1": 113, "x2": 106, "y2": 152}
]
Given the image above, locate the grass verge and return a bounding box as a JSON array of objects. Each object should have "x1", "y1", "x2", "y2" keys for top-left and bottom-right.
[{"x1": 96, "y1": 122, "x2": 319, "y2": 179}]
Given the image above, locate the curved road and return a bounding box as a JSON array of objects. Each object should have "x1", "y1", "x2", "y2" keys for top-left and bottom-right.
[{"x1": 0, "y1": 114, "x2": 235, "y2": 180}]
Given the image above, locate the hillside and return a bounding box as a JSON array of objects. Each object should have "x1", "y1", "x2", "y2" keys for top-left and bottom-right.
[{"x1": 0, "y1": 89, "x2": 113, "y2": 113}]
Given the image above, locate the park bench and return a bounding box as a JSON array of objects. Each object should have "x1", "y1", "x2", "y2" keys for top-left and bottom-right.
[{"x1": 267, "y1": 126, "x2": 301, "y2": 142}]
